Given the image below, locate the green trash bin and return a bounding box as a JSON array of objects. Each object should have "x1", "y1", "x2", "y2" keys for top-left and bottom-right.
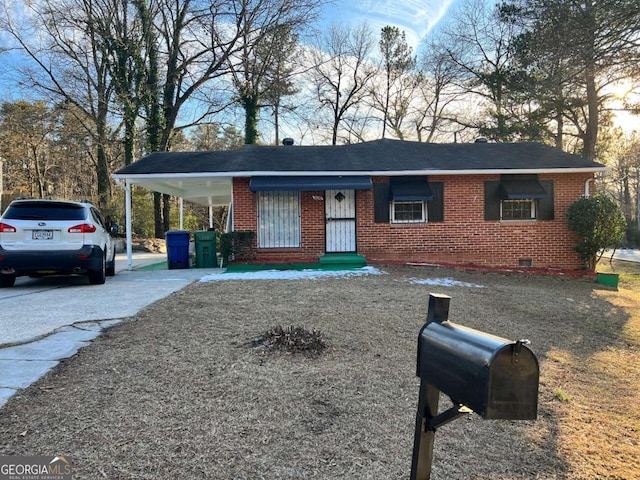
[{"x1": 194, "y1": 230, "x2": 217, "y2": 268}]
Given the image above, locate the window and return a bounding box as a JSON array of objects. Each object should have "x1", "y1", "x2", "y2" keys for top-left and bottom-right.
[
  {"x1": 392, "y1": 201, "x2": 427, "y2": 223},
  {"x1": 484, "y1": 177, "x2": 554, "y2": 221},
  {"x1": 374, "y1": 180, "x2": 444, "y2": 223},
  {"x1": 501, "y1": 199, "x2": 536, "y2": 220},
  {"x1": 257, "y1": 191, "x2": 300, "y2": 248}
]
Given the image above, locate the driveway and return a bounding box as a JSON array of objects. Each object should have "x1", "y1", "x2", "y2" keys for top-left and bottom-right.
[{"x1": 0, "y1": 253, "x2": 221, "y2": 408}]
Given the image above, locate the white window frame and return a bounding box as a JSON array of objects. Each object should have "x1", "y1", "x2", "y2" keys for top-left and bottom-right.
[
  {"x1": 391, "y1": 200, "x2": 428, "y2": 224},
  {"x1": 257, "y1": 191, "x2": 301, "y2": 248},
  {"x1": 500, "y1": 199, "x2": 536, "y2": 221}
]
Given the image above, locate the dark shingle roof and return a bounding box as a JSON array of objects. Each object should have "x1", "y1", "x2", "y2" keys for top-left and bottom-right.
[{"x1": 114, "y1": 139, "x2": 605, "y2": 175}]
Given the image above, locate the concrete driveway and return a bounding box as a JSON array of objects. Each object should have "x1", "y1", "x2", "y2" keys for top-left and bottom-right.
[{"x1": 0, "y1": 253, "x2": 221, "y2": 408}]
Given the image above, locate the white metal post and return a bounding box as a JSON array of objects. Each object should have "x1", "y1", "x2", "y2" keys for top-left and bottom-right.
[{"x1": 125, "y1": 180, "x2": 133, "y2": 270}]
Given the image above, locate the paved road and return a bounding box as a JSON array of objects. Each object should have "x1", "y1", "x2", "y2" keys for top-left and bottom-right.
[{"x1": 0, "y1": 253, "x2": 221, "y2": 408}]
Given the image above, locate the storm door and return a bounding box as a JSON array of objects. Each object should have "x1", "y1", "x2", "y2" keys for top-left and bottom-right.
[{"x1": 325, "y1": 189, "x2": 356, "y2": 252}]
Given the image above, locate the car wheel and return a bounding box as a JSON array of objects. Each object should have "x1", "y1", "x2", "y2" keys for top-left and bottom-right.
[
  {"x1": 106, "y1": 251, "x2": 116, "y2": 277},
  {"x1": 89, "y1": 255, "x2": 106, "y2": 285},
  {"x1": 0, "y1": 274, "x2": 16, "y2": 288}
]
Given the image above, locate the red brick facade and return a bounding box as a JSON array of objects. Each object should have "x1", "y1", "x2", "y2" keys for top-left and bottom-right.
[{"x1": 232, "y1": 173, "x2": 591, "y2": 270}]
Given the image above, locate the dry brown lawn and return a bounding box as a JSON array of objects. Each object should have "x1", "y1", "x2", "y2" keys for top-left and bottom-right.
[{"x1": 0, "y1": 262, "x2": 638, "y2": 479}]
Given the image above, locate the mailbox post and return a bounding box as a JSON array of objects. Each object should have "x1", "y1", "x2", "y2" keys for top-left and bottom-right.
[{"x1": 410, "y1": 293, "x2": 539, "y2": 480}]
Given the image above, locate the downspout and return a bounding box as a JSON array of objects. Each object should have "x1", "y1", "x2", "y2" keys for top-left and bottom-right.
[
  {"x1": 226, "y1": 201, "x2": 233, "y2": 233},
  {"x1": 584, "y1": 178, "x2": 593, "y2": 198}
]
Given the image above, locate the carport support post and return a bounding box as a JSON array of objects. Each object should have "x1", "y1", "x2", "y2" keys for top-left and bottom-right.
[
  {"x1": 410, "y1": 381, "x2": 440, "y2": 480},
  {"x1": 125, "y1": 180, "x2": 133, "y2": 271}
]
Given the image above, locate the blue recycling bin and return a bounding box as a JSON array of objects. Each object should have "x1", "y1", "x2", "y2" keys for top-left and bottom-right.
[{"x1": 165, "y1": 230, "x2": 190, "y2": 269}]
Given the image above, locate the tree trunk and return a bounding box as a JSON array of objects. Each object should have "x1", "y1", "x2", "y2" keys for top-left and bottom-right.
[
  {"x1": 273, "y1": 99, "x2": 280, "y2": 146},
  {"x1": 163, "y1": 193, "x2": 170, "y2": 233},
  {"x1": 124, "y1": 112, "x2": 136, "y2": 166},
  {"x1": 96, "y1": 101, "x2": 111, "y2": 209},
  {"x1": 243, "y1": 94, "x2": 260, "y2": 144},
  {"x1": 583, "y1": 64, "x2": 598, "y2": 161}
]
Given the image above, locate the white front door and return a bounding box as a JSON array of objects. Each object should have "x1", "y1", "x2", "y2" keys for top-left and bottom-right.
[{"x1": 325, "y1": 189, "x2": 356, "y2": 252}]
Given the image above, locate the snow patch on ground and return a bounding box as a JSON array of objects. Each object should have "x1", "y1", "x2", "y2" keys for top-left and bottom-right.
[
  {"x1": 410, "y1": 277, "x2": 486, "y2": 288},
  {"x1": 200, "y1": 266, "x2": 385, "y2": 282}
]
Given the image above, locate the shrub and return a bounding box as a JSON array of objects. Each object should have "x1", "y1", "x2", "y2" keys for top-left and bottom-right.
[
  {"x1": 566, "y1": 192, "x2": 627, "y2": 270},
  {"x1": 219, "y1": 231, "x2": 255, "y2": 265}
]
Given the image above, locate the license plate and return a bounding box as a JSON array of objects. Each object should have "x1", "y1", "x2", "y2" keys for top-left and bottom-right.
[{"x1": 32, "y1": 230, "x2": 54, "y2": 240}]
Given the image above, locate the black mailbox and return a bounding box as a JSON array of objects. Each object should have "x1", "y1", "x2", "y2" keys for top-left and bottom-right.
[
  {"x1": 411, "y1": 293, "x2": 540, "y2": 480},
  {"x1": 417, "y1": 301, "x2": 539, "y2": 420}
]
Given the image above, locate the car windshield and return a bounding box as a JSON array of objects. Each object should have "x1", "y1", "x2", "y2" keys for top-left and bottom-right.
[{"x1": 3, "y1": 203, "x2": 87, "y2": 221}]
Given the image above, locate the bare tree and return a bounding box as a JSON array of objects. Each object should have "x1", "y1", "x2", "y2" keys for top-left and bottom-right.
[
  {"x1": 433, "y1": 0, "x2": 526, "y2": 141},
  {"x1": 0, "y1": 0, "x2": 118, "y2": 208},
  {"x1": 93, "y1": 0, "x2": 148, "y2": 167},
  {"x1": 0, "y1": 101, "x2": 57, "y2": 198},
  {"x1": 309, "y1": 23, "x2": 378, "y2": 145},
  {"x1": 412, "y1": 42, "x2": 463, "y2": 142},
  {"x1": 229, "y1": 1, "x2": 320, "y2": 145}
]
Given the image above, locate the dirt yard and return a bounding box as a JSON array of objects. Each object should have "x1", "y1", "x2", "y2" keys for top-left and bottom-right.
[{"x1": 1, "y1": 263, "x2": 638, "y2": 479}]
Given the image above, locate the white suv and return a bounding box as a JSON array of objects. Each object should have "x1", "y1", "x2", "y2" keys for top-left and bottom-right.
[{"x1": 0, "y1": 199, "x2": 116, "y2": 287}]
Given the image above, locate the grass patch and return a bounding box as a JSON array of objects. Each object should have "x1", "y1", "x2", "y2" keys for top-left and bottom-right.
[
  {"x1": 597, "y1": 257, "x2": 640, "y2": 290},
  {"x1": 553, "y1": 388, "x2": 571, "y2": 402}
]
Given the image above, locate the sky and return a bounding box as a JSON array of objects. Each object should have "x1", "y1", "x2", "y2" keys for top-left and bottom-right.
[{"x1": 318, "y1": 0, "x2": 459, "y2": 50}]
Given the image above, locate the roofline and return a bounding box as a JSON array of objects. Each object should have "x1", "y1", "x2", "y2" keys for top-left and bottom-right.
[{"x1": 112, "y1": 166, "x2": 608, "y2": 180}]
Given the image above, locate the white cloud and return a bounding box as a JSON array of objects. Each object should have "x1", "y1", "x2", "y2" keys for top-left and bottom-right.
[{"x1": 320, "y1": 0, "x2": 458, "y2": 49}]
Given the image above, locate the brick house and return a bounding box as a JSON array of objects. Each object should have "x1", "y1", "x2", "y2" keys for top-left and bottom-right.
[{"x1": 113, "y1": 139, "x2": 607, "y2": 271}]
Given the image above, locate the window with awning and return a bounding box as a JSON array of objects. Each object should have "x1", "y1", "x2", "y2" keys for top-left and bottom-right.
[
  {"x1": 499, "y1": 177, "x2": 547, "y2": 200},
  {"x1": 390, "y1": 176, "x2": 433, "y2": 201},
  {"x1": 374, "y1": 177, "x2": 444, "y2": 224},
  {"x1": 485, "y1": 175, "x2": 554, "y2": 221},
  {"x1": 249, "y1": 176, "x2": 372, "y2": 192}
]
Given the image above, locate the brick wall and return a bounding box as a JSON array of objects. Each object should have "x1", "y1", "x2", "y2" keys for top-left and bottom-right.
[{"x1": 232, "y1": 174, "x2": 591, "y2": 270}]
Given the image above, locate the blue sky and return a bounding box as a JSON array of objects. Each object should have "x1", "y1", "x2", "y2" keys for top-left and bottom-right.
[{"x1": 319, "y1": 0, "x2": 460, "y2": 49}]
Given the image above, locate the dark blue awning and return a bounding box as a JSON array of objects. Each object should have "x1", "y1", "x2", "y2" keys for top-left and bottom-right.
[
  {"x1": 500, "y1": 179, "x2": 547, "y2": 200},
  {"x1": 249, "y1": 176, "x2": 372, "y2": 192},
  {"x1": 390, "y1": 177, "x2": 433, "y2": 201}
]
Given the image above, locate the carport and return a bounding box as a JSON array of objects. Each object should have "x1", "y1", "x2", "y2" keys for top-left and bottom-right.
[{"x1": 112, "y1": 171, "x2": 233, "y2": 270}]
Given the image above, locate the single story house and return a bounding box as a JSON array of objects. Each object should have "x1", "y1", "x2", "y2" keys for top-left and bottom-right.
[{"x1": 112, "y1": 138, "x2": 607, "y2": 271}]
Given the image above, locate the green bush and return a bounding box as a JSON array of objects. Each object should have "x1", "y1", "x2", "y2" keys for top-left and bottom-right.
[
  {"x1": 219, "y1": 231, "x2": 255, "y2": 265},
  {"x1": 566, "y1": 192, "x2": 627, "y2": 270}
]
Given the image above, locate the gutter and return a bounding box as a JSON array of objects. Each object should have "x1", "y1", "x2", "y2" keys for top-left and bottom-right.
[{"x1": 112, "y1": 166, "x2": 609, "y2": 182}]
